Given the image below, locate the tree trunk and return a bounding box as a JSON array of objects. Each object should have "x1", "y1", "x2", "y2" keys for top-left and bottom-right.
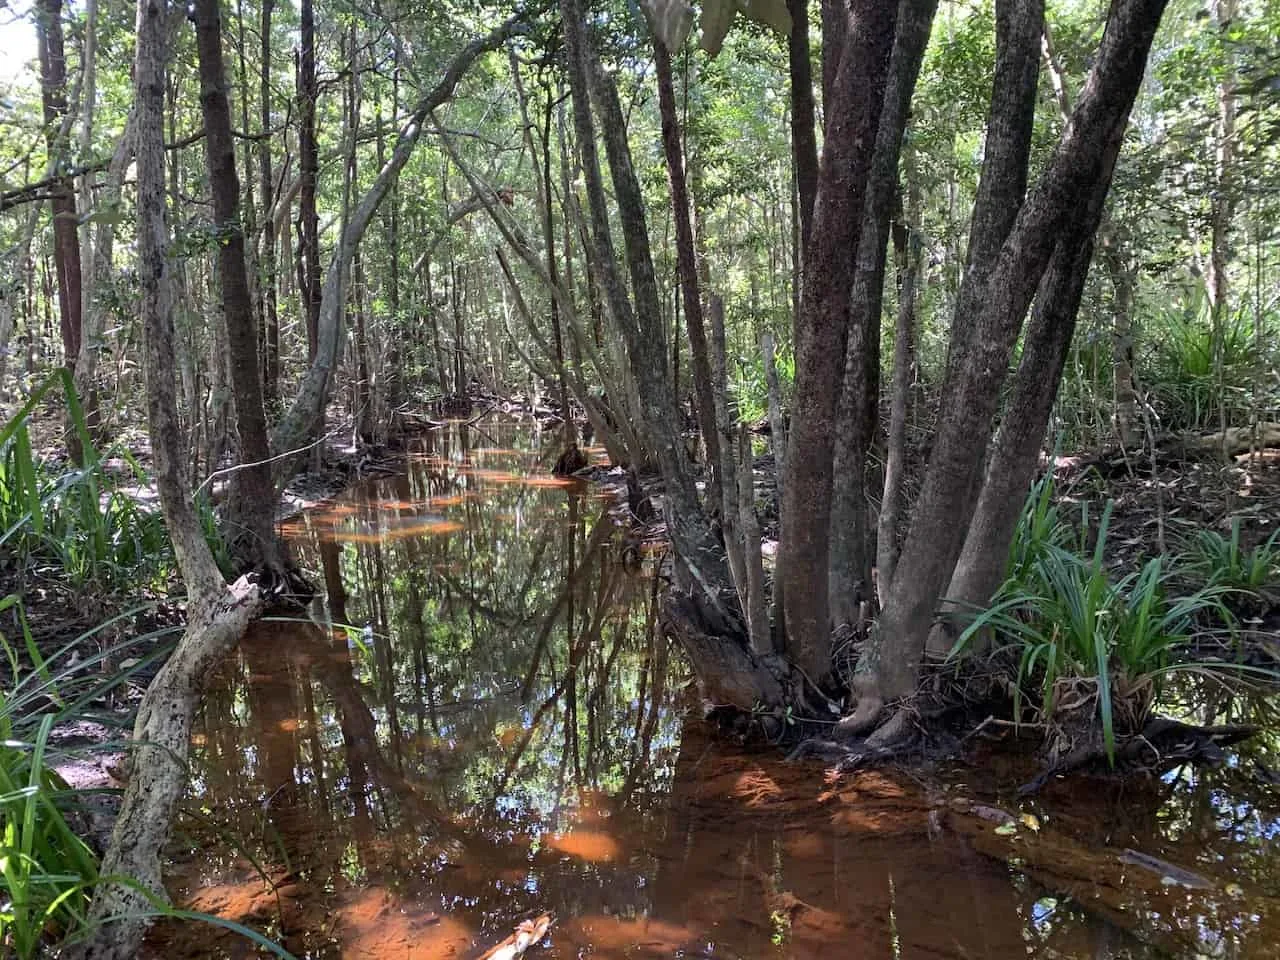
[
  {"x1": 297, "y1": 0, "x2": 321, "y2": 361},
  {"x1": 876, "y1": 199, "x2": 918, "y2": 602},
  {"x1": 779, "y1": 0, "x2": 898, "y2": 685},
  {"x1": 863, "y1": 0, "x2": 1169, "y2": 722},
  {"x1": 787, "y1": 0, "x2": 819, "y2": 261},
  {"x1": 36, "y1": 0, "x2": 85, "y2": 460},
  {"x1": 1102, "y1": 234, "x2": 1141, "y2": 448},
  {"x1": 828, "y1": 0, "x2": 938, "y2": 633},
  {"x1": 654, "y1": 36, "x2": 721, "y2": 510},
  {"x1": 1207, "y1": 0, "x2": 1237, "y2": 452},
  {"x1": 74, "y1": 2, "x2": 263, "y2": 953},
  {"x1": 258, "y1": 0, "x2": 280, "y2": 403},
  {"x1": 193, "y1": 0, "x2": 283, "y2": 575},
  {"x1": 738, "y1": 424, "x2": 770, "y2": 654}
]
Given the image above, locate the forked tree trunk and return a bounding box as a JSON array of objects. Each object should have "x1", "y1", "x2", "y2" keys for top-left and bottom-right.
[
  {"x1": 828, "y1": 0, "x2": 937, "y2": 633},
  {"x1": 861, "y1": 0, "x2": 1169, "y2": 725},
  {"x1": 193, "y1": 0, "x2": 283, "y2": 574},
  {"x1": 938, "y1": 123, "x2": 1126, "y2": 653},
  {"x1": 74, "y1": 2, "x2": 262, "y2": 955},
  {"x1": 779, "y1": 0, "x2": 898, "y2": 685}
]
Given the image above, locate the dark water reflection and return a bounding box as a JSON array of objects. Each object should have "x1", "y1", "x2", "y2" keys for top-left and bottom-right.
[{"x1": 148, "y1": 418, "x2": 1280, "y2": 959}]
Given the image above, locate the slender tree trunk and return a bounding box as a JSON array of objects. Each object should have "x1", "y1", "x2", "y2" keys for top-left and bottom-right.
[
  {"x1": 193, "y1": 0, "x2": 282, "y2": 574},
  {"x1": 787, "y1": 0, "x2": 819, "y2": 261},
  {"x1": 258, "y1": 0, "x2": 280, "y2": 403},
  {"x1": 876, "y1": 189, "x2": 919, "y2": 602},
  {"x1": 73, "y1": 0, "x2": 98, "y2": 438},
  {"x1": 297, "y1": 0, "x2": 321, "y2": 360},
  {"x1": 75, "y1": 2, "x2": 262, "y2": 953},
  {"x1": 36, "y1": 0, "x2": 85, "y2": 460},
  {"x1": 779, "y1": 0, "x2": 898, "y2": 685},
  {"x1": 1207, "y1": 0, "x2": 1237, "y2": 451},
  {"x1": 654, "y1": 36, "x2": 721, "y2": 516},
  {"x1": 828, "y1": 0, "x2": 938, "y2": 633},
  {"x1": 863, "y1": 0, "x2": 1169, "y2": 725}
]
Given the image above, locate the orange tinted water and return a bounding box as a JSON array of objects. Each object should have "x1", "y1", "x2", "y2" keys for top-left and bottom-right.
[{"x1": 148, "y1": 419, "x2": 1280, "y2": 959}]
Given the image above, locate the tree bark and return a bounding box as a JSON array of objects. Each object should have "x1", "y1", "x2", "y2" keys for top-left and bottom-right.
[
  {"x1": 864, "y1": 0, "x2": 1169, "y2": 718},
  {"x1": 297, "y1": 0, "x2": 321, "y2": 360},
  {"x1": 876, "y1": 209, "x2": 918, "y2": 603},
  {"x1": 74, "y1": 1, "x2": 263, "y2": 953},
  {"x1": 654, "y1": 36, "x2": 721, "y2": 511},
  {"x1": 787, "y1": 0, "x2": 818, "y2": 258},
  {"x1": 258, "y1": 0, "x2": 280, "y2": 403},
  {"x1": 828, "y1": 0, "x2": 938, "y2": 633},
  {"x1": 36, "y1": 0, "x2": 85, "y2": 459},
  {"x1": 1207, "y1": 0, "x2": 1237, "y2": 452},
  {"x1": 779, "y1": 0, "x2": 898, "y2": 685},
  {"x1": 193, "y1": 0, "x2": 282, "y2": 574}
]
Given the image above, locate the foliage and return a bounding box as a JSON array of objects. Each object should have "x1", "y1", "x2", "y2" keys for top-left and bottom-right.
[
  {"x1": 0, "y1": 592, "x2": 167, "y2": 958},
  {"x1": 952, "y1": 498, "x2": 1245, "y2": 763},
  {"x1": 0, "y1": 715, "x2": 99, "y2": 959},
  {"x1": 0, "y1": 373, "x2": 228, "y2": 592},
  {"x1": 1179, "y1": 518, "x2": 1280, "y2": 595},
  {"x1": 1146, "y1": 299, "x2": 1268, "y2": 432}
]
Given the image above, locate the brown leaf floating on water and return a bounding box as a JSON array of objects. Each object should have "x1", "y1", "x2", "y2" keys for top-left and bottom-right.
[{"x1": 476, "y1": 913, "x2": 554, "y2": 960}]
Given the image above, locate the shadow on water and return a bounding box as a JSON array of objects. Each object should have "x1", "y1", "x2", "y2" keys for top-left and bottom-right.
[{"x1": 146, "y1": 418, "x2": 1280, "y2": 959}]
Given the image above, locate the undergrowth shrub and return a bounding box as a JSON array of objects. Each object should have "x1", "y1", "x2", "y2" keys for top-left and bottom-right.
[
  {"x1": 951, "y1": 486, "x2": 1257, "y2": 762},
  {"x1": 1147, "y1": 301, "x2": 1271, "y2": 433},
  {"x1": 1179, "y1": 518, "x2": 1279, "y2": 598},
  {"x1": 0, "y1": 371, "x2": 229, "y2": 592}
]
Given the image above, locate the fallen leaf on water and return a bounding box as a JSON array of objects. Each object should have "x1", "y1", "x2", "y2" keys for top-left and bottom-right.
[{"x1": 477, "y1": 913, "x2": 554, "y2": 960}]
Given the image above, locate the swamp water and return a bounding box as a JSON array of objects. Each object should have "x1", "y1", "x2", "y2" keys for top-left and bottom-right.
[{"x1": 146, "y1": 419, "x2": 1280, "y2": 959}]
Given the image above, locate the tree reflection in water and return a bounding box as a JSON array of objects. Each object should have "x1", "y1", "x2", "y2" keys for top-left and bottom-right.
[{"x1": 150, "y1": 421, "x2": 1280, "y2": 960}]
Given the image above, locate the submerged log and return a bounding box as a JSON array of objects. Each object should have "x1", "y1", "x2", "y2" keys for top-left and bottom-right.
[{"x1": 943, "y1": 797, "x2": 1277, "y2": 956}]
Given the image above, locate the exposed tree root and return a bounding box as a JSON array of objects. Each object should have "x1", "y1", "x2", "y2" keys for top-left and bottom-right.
[
  {"x1": 1017, "y1": 717, "x2": 1259, "y2": 795},
  {"x1": 661, "y1": 591, "x2": 788, "y2": 712}
]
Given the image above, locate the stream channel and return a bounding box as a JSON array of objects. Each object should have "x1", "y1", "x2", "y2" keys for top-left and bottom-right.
[{"x1": 145, "y1": 417, "x2": 1280, "y2": 959}]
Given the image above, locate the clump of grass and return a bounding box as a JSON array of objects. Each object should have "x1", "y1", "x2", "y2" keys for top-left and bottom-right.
[
  {"x1": 1, "y1": 715, "x2": 99, "y2": 958},
  {"x1": 1179, "y1": 518, "x2": 1279, "y2": 598},
  {"x1": 951, "y1": 497, "x2": 1250, "y2": 763},
  {"x1": 0, "y1": 371, "x2": 229, "y2": 592}
]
